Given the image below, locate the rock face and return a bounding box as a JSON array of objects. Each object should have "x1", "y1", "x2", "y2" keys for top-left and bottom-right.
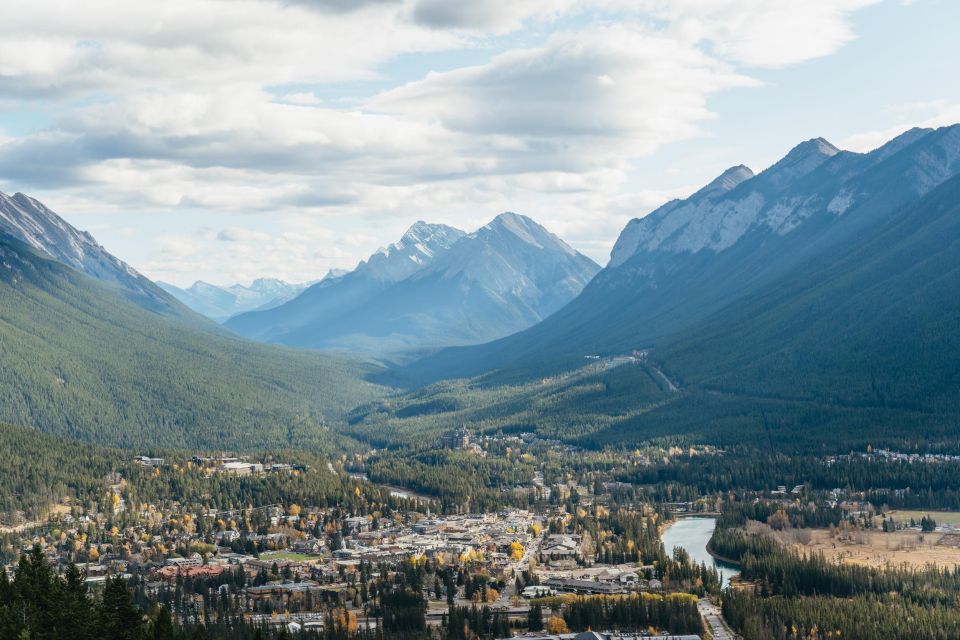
[
  {"x1": 227, "y1": 214, "x2": 599, "y2": 354},
  {"x1": 0, "y1": 191, "x2": 181, "y2": 314},
  {"x1": 401, "y1": 124, "x2": 960, "y2": 384}
]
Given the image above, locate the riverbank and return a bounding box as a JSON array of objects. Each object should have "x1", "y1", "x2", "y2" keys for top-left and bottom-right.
[
  {"x1": 705, "y1": 540, "x2": 741, "y2": 567},
  {"x1": 662, "y1": 517, "x2": 741, "y2": 588}
]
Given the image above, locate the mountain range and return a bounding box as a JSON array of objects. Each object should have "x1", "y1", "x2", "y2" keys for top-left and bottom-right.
[
  {"x1": 4, "y1": 124, "x2": 960, "y2": 454},
  {"x1": 226, "y1": 213, "x2": 600, "y2": 356},
  {"x1": 159, "y1": 277, "x2": 318, "y2": 322},
  {"x1": 400, "y1": 125, "x2": 960, "y2": 411}
]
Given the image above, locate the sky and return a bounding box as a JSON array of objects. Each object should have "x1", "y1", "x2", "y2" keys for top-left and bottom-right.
[{"x1": 1, "y1": 0, "x2": 959, "y2": 286}]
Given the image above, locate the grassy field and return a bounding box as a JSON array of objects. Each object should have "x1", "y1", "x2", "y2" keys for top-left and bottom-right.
[
  {"x1": 259, "y1": 551, "x2": 318, "y2": 563},
  {"x1": 888, "y1": 510, "x2": 960, "y2": 526},
  {"x1": 774, "y1": 527, "x2": 960, "y2": 570}
]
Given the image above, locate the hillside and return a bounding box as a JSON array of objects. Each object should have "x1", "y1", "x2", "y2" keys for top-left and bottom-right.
[
  {"x1": 0, "y1": 232, "x2": 383, "y2": 451},
  {"x1": 657, "y1": 169, "x2": 960, "y2": 412}
]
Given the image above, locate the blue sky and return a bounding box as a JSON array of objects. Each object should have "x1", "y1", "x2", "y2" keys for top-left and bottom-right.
[{"x1": 0, "y1": 0, "x2": 958, "y2": 286}]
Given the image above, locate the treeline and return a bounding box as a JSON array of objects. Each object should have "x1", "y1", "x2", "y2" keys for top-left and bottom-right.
[
  {"x1": 620, "y1": 449, "x2": 960, "y2": 509},
  {"x1": 712, "y1": 501, "x2": 960, "y2": 640},
  {"x1": 563, "y1": 593, "x2": 703, "y2": 636},
  {"x1": 366, "y1": 450, "x2": 536, "y2": 512},
  {"x1": 125, "y1": 458, "x2": 393, "y2": 514},
  {"x1": 443, "y1": 605, "x2": 511, "y2": 639},
  {"x1": 562, "y1": 508, "x2": 720, "y2": 595},
  {"x1": 0, "y1": 422, "x2": 125, "y2": 521},
  {"x1": 723, "y1": 591, "x2": 960, "y2": 640},
  {"x1": 2, "y1": 545, "x2": 164, "y2": 639}
]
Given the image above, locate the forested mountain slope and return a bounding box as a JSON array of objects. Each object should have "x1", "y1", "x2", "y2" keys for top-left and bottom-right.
[
  {"x1": 0, "y1": 232, "x2": 383, "y2": 451},
  {"x1": 658, "y1": 169, "x2": 960, "y2": 412}
]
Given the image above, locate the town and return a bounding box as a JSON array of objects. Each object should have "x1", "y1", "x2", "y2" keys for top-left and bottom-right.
[{"x1": 3, "y1": 432, "x2": 717, "y2": 639}]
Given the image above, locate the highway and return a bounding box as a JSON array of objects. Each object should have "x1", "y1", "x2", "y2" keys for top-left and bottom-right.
[{"x1": 698, "y1": 599, "x2": 739, "y2": 640}]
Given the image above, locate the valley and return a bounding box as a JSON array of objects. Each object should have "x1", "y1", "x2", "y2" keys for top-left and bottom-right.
[{"x1": 3, "y1": 125, "x2": 960, "y2": 640}]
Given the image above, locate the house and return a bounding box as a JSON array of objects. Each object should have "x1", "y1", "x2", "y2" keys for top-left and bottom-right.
[
  {"x1": 216, "y1": 530, "x2": 241, "y2": 544},
  {"x1": 344, "y1": 516, "x2": 371, "y2": 534}
]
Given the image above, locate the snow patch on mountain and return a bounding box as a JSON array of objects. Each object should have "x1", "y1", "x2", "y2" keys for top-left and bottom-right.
[{"x1": 827, "y1": 190, "x2": 854, "y2": 215}]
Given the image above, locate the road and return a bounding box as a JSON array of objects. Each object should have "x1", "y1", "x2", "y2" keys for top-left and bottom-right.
[
  {"x1": 498, "y1": 526, "x2": 546, "y2": 605},
  {"x1": 652, "y1": 364, "x2": 680, "y2": 392},
  {"x1": 698, "y1": 599, "x2": 739, "y2": 640}
]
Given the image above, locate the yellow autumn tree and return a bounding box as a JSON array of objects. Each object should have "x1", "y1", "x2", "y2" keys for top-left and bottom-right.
[
  {"x1": 336, "y1": 608, "x2": 359, "y2": 633},
  {"x1": 289, "y1": 504, "x2": 302, "y2": 517},
  {"x1": 509, "y1": 541, "x2": 524, "y2": 561},
  {"x1": 546, "y1": 616, "x2": 569, "y2": 634}
]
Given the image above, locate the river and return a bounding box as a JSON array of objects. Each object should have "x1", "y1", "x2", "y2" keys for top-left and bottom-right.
[{"x1": 661, "y1": 517, "x2": 740, "y2": 588}]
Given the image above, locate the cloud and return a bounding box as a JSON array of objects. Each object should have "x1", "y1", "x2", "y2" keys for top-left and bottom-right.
[
  {"x1": 216, "y1": 227, "x2": 272, "y2": 242},
  {"x1": 282, "y1": 0, "x2": 402, "y2": 13},
  {"x1": 630, "y1": 0, "x2": 880, "y2": 68},
  {"x1": 0, "y1": 0, "x2": 460, "y2": 99},
  {"x1": 372, "y1": 25, "x2": 755, "y2": 166},
  {"x1": 840, "y1": 101, "x2": 960, "y2": 152},
  {"x1": 410, "y1": 0, "x2": 579, "y2": 31},
  {"x1": 0, "y1": 0, "x2": 883, "y2": 283}
]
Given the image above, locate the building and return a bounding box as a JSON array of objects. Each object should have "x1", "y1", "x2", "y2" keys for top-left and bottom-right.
[
  {"x1": 541, "y1": 534, "x2": 583, "y2": 567},
  {"x1": 165, "y1": 554, "x2": 203, "y2": 568},
  {"x1": 440, "y1": 426, "x2": 471, "y2": 450},
  {"x1": 220, "y1": 461, "x2": 264, "y2": 475},
  {"x1": 543, "y1": 577, "x2": 624, "y2": 595}
]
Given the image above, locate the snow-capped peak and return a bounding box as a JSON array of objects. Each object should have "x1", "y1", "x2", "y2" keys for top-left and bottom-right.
[{"x1": 480, "y1": 212, "x2": 578, "y2": 256}]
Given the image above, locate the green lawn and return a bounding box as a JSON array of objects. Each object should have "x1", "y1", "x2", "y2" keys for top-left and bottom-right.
[
  {"x1": 259, "y1": 551, "x2": 317, "y2": 562},
  {"x1": 889, "y1": 510, "x2": 960, "y2": 526}
]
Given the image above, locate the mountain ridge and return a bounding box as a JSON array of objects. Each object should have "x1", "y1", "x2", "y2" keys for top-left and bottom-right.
[
  {"x1": 0, "y1": 191, "x2": 184, "y2": 314},
  {"x1": 227, "y1": 213, "x2": 599, "y2": 354},
  {"x1": 398, "y1": 124, "x2": 960, "y2": 385}
]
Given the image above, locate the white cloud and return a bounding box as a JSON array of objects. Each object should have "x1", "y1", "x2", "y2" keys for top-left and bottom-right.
[
  {"x1": 840, "y1": 101, "x2": 960, "y2": 152},
  {"x1": 627, "y1": 0, "x2": 880, "y2": 68},
  {"x1": 0, "y1": 0, "x2": 883, "y2": 283},
  {"x1": 409, "y1": 0, "x2": 580, "y2": 31}
]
